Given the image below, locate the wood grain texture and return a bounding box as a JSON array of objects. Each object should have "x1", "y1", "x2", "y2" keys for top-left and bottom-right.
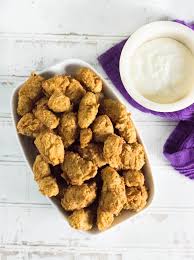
[
  {"x1": 0, "y1": 0, "x2": 169, "y2": 35},
  {"x1": 1, "y1": 204, "x2": 194, "y2": 248},
  {"x1": 0, "y1": 115, "x2": 177, "y2": 165},
  {"x1": 1, "y1": 0, "x2": 194, "y2": 35},
  {"x1": 0, "y1": 75, "x2": 170, "y2": 122},
  {"x1": 1, "y1": 0, "x2": 194, "y2": 259}
]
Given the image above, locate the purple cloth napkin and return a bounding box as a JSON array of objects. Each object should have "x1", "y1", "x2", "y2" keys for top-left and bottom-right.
[{"x1": 98, "y1": 20, "x2": 194, "y2": 179}]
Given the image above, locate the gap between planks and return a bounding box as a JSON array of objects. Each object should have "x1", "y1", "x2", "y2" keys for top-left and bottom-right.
[
  {"x1": 0, "y1": 14, "x2": 170, "y2": 39},
  {"x1": 1, "y1": 244, "x2": 194, "y2": 255},
  {"x1": 0, "y1": 32, "x2": 128, "y2": 40},
  {"x1": 0, "y1": 202, "x2": 194, "y2": 214},
  {"x1": 0, "y1": 115, "x2": 177, "y2": 126}
]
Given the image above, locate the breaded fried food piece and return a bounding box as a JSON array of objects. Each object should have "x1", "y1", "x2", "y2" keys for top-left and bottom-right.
[
  {"x1": 61, "y1": 152, "x2": 97, "y2": 185},
  {"x1": 115, "y1": 115, "x2": 137, "y2": 144},
  {"x1": 76, "y1": 67, "x2": 102, "y2": 93},
  {"x1": 18, "y1": 73, "x2": 44, "y2": 100},
  {"x1": 61, "y1": 182, "x2": 97, "y2": 211},
  {"x1": 58, "y1": 112, "x2": 78, "y2": 148},
  {"x1": 120, "y1": 143, "x2": 145, "y2": 170},
  {"x1": 42, "y1": 75, "x2": 70, "y2": 96},
  {"x1": 48, "y1": 91, "x2": 71, "y2": 113},
  {"x1": 34, "y1": 131, "x2": 64, "y2": 166},
  {"x1": 97, "y1": 208, "x2": 114, "y2": 231},
  {"x1": 123, "y1": 170, "x2": 144, "y2": 187},
  {"x1": 92, "y1": 115, "x2": 114, "y2": 142},
  {"x1": 33, "y1": 106, "x2": 59, "y2": 129},
  {"x1": 99, "y1": 166, "x2": 126, "y2": 216},
  {"x1": 34, "y1": 96, "x2": 60, "y2": 129},
  {"x1": 32, "y1": 155, "x2": 59, "y2": 197},
  {"x1": 17, "y1": 113, "x2": 45, "y2": 137},
  {"x1": 78, "y1": 143, "x2": 106, "y2": 168},
  {"x1": 35, "y1": 97, "x2": 48, "y2": 108},
  {"x1": 101, "y1": 99, "x2": 127, "y2": 123},
  {"x1": 68, "y1": 209, "x2": 94, "y2": 231},
  {"x1": 17, "y1": 95, "x2": 33, "y2": 117},
  {"x1": 17, "y1": 73, "x2": 44, "y2": 116},
  {"x1": 78, "y1": 92, "x2": 99, "y2": 128},
  {"x1": 80, "y1": 128, "x2": 92, "y2": 148},
  {"x1": 124, "y1": 186, "x2": 148, "y2": 211},
  {"x1": 103, "y1": 134, "x2": 124, "y2": 168},
  {"x1": 33, "y1": 155, "x2": 51, "y2": 181},
  {"x1": 65, "y1": 78, "x2": 86, "y2": 104},
  {"x1": 38, "y1": 176, "x2": 59, "y2": 197}
]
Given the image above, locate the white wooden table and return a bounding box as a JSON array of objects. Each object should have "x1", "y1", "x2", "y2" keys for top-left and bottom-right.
[{"x1": 1, "y1": 1, "x2": 194, "y2": 259}]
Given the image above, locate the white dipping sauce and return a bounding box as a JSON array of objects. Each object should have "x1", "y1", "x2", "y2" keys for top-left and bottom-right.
[{"x1": 129, "y1": 38, "x2": 194, "y2": 104}]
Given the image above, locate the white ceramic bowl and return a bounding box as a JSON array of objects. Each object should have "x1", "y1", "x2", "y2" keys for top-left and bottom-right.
[
  {"x1": 120, "y1": 21, "x2": 194, "y2": 112},
  {"x1": 11, "y1": 59, "x2": 154, "y2": 234}
]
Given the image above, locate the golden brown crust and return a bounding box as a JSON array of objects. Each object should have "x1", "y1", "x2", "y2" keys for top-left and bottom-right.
[
  {"x1": 101, "y1": 99, "x2": 127, "y2": 123},
  {"x1": 65, "y1": 78, "x2": 86, "y2": 104},
  {"x1": 120, "y1": 143, "x2": 145, "y2": 170},
  {"x1": 78, "y1": 143, "x2": 106, "y2": 168},
  {"x1": 92, "y1": 115, "x2": 114, "y2": 142},
  {"x1": 48, "y1": 91, "x2": 71, "y2": 113},
  {"x1": 123, "y1": 170, "x2": 144, "y2": 187},
  {"x1": 124, "y1": 186, "x2": 148, "y2": 211},
  {"x1": 115, "y1": 115, "x2": 137, "y2": 144},
  {"x1": 103, "y1": 134, "x2": 124, "y2": 168},
  {"x1": 33, "y1": 106, "x2": 59, "y2": 129},
  {"x1": 99, "y1": 166, "x2": 126, "y2": 216},
  {"x1": 42, "y1": 75, "x2": 70, "y2": 96},
  {"x1": 33, "y1": 155, "x2": 51, "y2": 181},
  {"x1": 35, "y1": 97, "x2": 48, "y2": 108},
  {"x1": 76, "y1": 67, "x2": 102, "y2": 93},
  {"x1": 34, "y1": 131, "x2": 64, "y2": 166},
  {"x1": 19, "y1": 73, "x2": 44, "y2": 99},
  {"x1": 97, "y1": 208, "x2": 114, "y2": 231},
  {"x1": 61, "y1": 151, "x2": 98, "y2": 185},
  {"x1": 78, "y1": 92, "x2": 99, "y2": 128},
  {"x1": 17, "y1": 113, "x2": 45, "y2": 137},
  {"x1": 17, "y1": 73, "x2": 44, "y2": 116},
  {"x1": 16, "y1": 69, "x2": 149, "y2": 232},
  {"x1": 68, "y1": 209, "x2": 94, "y2": 230},
  {"x1": 17, "y1": 95, "x2": 33, "y2": 116},
  {"x1": 58, "y1": 112, "x2": 78, "y2": 148},
  {"x1": 38, "y1": 176, "x2": 59, "y2": 197},
  {"x1": 61, "y1": 182, "x2": 97, "y2": 211},
  {"x1": 80, "y1": 128, "x2": 92, "y2": 148}
]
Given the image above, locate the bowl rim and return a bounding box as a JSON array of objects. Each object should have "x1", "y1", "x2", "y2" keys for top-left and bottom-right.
[
  {"x1": 11, "y1": 58, "x2": 155, "y2": 235},
  {"x1": 119, "y1": 20, "x2": 194, "y2": 112}
]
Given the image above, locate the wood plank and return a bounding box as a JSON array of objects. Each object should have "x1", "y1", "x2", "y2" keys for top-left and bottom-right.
[
  {"x1": 0, "y1": 34, "x2": 179, "y2": 122},
  {"x1": 0, "y1": 251, "x2": 193, "y2": 260},
  {"x1": 0, "y1": 0, "x2": 171, "y2": 36},
  {"x1": 1, "y1": 0, "x2": 193, "y2": 36},
  {"x1": 0, "y1": 163, "x2": 193, "y2": 208},
  {"x1": 0, "y1": 253, "x2": 122, "y2": 260},
  {"x1": 0, "y1": 75, "x2": 170, "y2": 123},
  {"x1": 0, "y1": 116, "x2": 176, "y2": 165},
  {"x1": 1, "y1": 204, "x2": 194, "y2": 251},
  {"x1": 0, "y1": 252, "x2": 122, "y2": 260},
  {"x1": 0, "y1": 35, "x2": 108, "y2": 76},
  {"x1": 0, "y1": 117, "x2": 22, "y2": 163},
  {"x1": 0, "y1": 163, "x2": 48, "y2": 205},
  {"x1": 0, "y1": 250, "x2": 193, "y2": 260}
]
